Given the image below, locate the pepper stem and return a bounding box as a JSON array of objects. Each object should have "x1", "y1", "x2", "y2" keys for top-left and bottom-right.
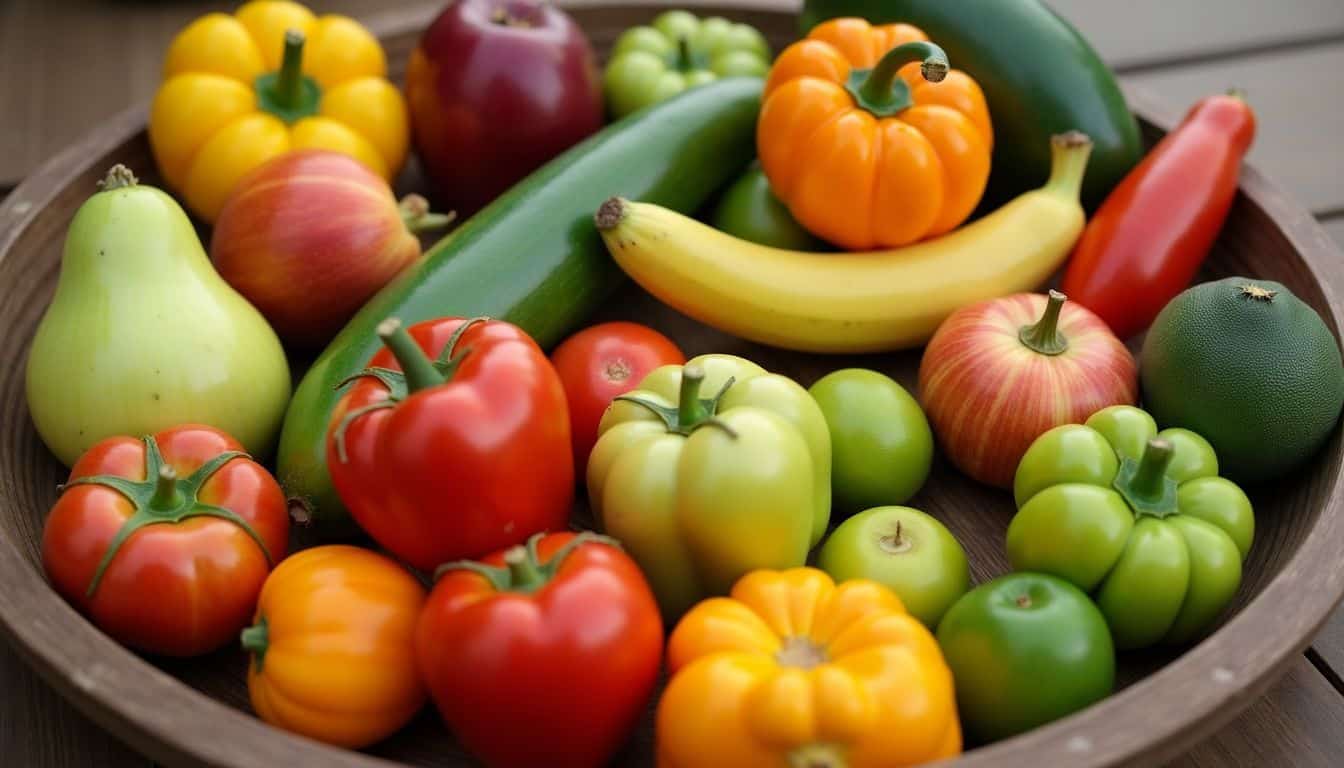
[
  {"x1": 275, "y1": 29, "x2": 306, "y2": 110},
  {"x1": 847, "y1": 41, "x2": 948, "y2": 118},
  {"x1": 147, "y1": 465, "x2": 183, "y2": 511},
  {"x1": 97, "y1": 164, "x2": 138, "y2": 191},
  {"x1": 377, "y1": 318, "x2": 445, "y2": 393},
  {"x1": 676, "y1": 35, "x2": 693, "y2": 70},
  {"x1": 1131, "y1": 439, "x2": 1176, "y2": 500},
  {"x1": 503, "y1": 546, "x2": 545, "y2": 591},
  {"x1": 1019, "y1": 290, "x2": 1070, "y2": 355},
  {"x1": 678, "y1": 366, "x2": 710, "y2": 429},
  {"x1": 397, "y1": 194, "x2": 456, "y2": 234}
]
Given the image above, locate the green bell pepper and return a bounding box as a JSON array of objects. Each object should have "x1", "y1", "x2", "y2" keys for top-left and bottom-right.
[
  {"x1": 587, "y1": 354, "x2": 831, "y2": 620},
  {"x1": 799, "y1": 0, "x2": 1142, "y2": 209},
  {"x1": 1008, "y1": 405, "x2": 1254, "y2": 649},
  {"x1": 603, "y1": 11, "x2": 771, "y2": 120}
]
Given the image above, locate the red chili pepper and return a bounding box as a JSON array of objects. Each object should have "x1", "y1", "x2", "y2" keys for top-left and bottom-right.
[
  {"x1": 416, "y1": 531, "x2": 663, "y2": 768},
  {"x1": 327, "y1": 316, "x2": 573, "y2": 572},
  {"x1": 1061, "y1": 92, "x2": 1256, "y2": 339}
]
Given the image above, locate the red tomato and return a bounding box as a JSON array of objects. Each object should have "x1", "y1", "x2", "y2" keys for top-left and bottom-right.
[
  {"x1": 550, "y1": 322, "x2": 685, "y2": 476},
  {"x1": 417, "y1": 532, "x2": 663, "y2": 768},
  {"x1": 42, "y1": 425, "x2": 289, "y2": 656},
  {"x1": 328, "y1": 317, "x2": 573, "y2": 572}
]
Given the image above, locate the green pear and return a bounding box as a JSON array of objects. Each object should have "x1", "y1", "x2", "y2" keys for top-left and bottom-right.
[{"x1": 26, "y1": 165, "x2": 291, "y2": 466}]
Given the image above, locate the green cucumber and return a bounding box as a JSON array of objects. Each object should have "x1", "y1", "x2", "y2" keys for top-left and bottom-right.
[{"x1": 277, "y1": 77, "x2": 763, "y2": 532}]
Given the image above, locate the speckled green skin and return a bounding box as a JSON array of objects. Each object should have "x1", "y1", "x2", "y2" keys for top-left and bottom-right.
[{"x1": 1140, "y1": 277, "x2": 1344, "y2": 484}]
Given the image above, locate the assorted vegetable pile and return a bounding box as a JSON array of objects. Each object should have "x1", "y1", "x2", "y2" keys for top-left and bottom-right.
[{"x1": 19, "y1": 0, "x2": 1344, "y2": 765}]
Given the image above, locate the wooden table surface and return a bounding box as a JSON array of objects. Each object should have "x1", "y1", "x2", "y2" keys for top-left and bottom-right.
[{"x1": 4, "y1": 0, "x2": 1344, "y2": 765}]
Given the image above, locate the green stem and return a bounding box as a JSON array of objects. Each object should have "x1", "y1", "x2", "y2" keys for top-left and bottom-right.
[
  {"x1": 677, "y1": 366, "x2": 710, "y2": 429},
  {"x1": 504, "y1": 546, "x2": 545, "y2": 591},
  {"x1": 274, "y1": 29, "x2": 306, "y2": 111},
  {"x1": 397, "y1": 195, "x2": 456, "y2": 234},
  {"x1": 147, "y1": 465, "x2": 183, "y2": 511},
  {"x1": 240, "y1": 617, "x2": 269, "y2": 673},
  {"x1": 848, "y1": 41, "x2": 948, "y2": 117},
  {"x1": 676, "y1": 35, "x2": 693, "y2": 70},
  {"x1": 1019, "y1": 290, "x2": 1070, "y2": 355},
  {"x1": 377, "y1": 318, "x2": 445, "y2": 393},
  {"x1": 1131, "y1": 439, "x2": 1176, "y2": 500}
]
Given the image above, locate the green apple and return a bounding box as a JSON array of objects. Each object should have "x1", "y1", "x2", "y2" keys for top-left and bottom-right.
[
  {"x1": 808, "y1": 368, "x2": 933, "y2": 516},
  {"x1": 817, "y1": 505, "x2": 969, "y2": 627}
]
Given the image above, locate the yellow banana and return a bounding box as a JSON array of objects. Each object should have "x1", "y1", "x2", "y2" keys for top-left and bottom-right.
[{"x1": 595, "y1": 132, "x2": 1093, "y2": 353}]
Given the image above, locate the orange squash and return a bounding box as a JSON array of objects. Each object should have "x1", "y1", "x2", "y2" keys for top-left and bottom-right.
[{"x1": 759, "y1": 18, "x2": 993, "y2": 249}]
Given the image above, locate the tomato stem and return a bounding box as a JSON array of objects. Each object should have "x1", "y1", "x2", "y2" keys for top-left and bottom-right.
[
  {"x1": 147, "y1": 464, "x2": 183, "y2": 511},
  {"x1": 676, "y1": 35, "x2": 694, "y2": 70},
  {"x1": 1131, "y1": 439, "x2": 1176, "y2": 499},
  {"x1": 96, "y1": 164, "x2": 138, "y2": 191},
  {"x1": 377, "y1": 318, "x2": 445, "y2": 393},
  {"x1": 1112, "y1": 438, "x2": 1181, "y2": 519},
  {"x1": 678, "y1": 366, "x2": 710, "y2": 429},
  {"x1": 847, "y1": 41, "x2": 948, "y2": 118},
  {"x1": 1019, "y1": 290, "x2": 1070, "y2": 355}
]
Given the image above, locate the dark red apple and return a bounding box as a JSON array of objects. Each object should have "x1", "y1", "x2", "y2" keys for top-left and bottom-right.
[
  {"x1": 210, "y1": 150, "x2": 453, "y2": 350},
  {"x1": 405, "y1": 0, "x2": 604, "y2": 215}
]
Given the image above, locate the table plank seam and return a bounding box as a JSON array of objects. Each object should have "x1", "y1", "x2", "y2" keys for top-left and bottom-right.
[{"x1": 1305, "y1": 648, "x2": 1344, "y2": 697}]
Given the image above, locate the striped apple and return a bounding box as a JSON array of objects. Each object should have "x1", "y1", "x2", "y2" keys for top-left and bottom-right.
[
  {"x1": 211, "y1": 150, "x2": 454, "y2": 350},
  {"x1": 918, "y1": 290, "x2": 1137, "y2": 489}
]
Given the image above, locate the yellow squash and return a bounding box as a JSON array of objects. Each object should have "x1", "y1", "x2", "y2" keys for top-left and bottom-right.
[
  {"x1": 149, "y1": 0, "x2": 408, "y2": 221},
  {"x1": 657, "y1": 567, "x2": 960, "y2": 767},
  {"x1": 595, "y1": 133, "x2": 1092, "y2": 353}
]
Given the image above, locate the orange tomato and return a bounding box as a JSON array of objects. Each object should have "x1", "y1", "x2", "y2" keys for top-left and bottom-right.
[
  {"x1": 242, "y1": 545, "x2": 426, "y2": 748},
  {"x1": 759, "y1": 18, "x2": 993, "y2": 249}
]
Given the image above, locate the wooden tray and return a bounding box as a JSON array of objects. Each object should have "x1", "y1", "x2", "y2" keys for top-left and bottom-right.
[{"x1": 3, "y1": 2, "x2": 1344, "y2": 766}]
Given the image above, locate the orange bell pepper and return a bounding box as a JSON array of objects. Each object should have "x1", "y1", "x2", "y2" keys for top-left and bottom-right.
[
  {"x1": 656, "y1": 567, "x2": 961, "y2": 767},
  {"x1": 759, "y1": 18, "x2": 993, "y2": 249},
  {"x1": 241, "y1": 545, "x2": 427, "y2": 749}
]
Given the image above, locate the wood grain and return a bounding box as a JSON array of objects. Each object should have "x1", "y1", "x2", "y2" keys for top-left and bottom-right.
[
  {"x1": 3, "y1": 3, "x2": 1344, "y2": 768},
  {"x1": 1123, "y1": 42, "x2": 1344, "y2": 215}
]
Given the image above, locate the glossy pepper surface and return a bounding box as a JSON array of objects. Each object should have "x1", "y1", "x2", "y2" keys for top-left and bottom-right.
[
  {"x1": 759, "y1": 17, "x2": 992, "y2": 249},
  {"x1": 1009, "y1": 405, "x2": 1254, "y2": 648},
  {"x1": 588, "y1": 354, "x2": 831, "y2": 620},
  {"x1": 799, "y1": 0, "x2": 1141, "y2": 209},
  {"x1": 42, "y1": 425, "x2": 288, "y2": 656},
  {"x1": 603, "y1": 10, "x2": 771, "y2": 119},
  {"x1": 1061, "y1": 93, "x2": 1257, "y2": 339},
  {"x1": 327, "y1": 317, "x2": 572, "y2": 573},
  {"x1": 657, "y1": 567, "x2": 961, "y2": 767},
  {"x1": 417, "y1": 532, "x2": 663, "y2": 768},
  {"x1": 243, "y1": 545, "x2": 427, "y2": 749},
  {"x1": 149, "y1": 0, "x2": 408, "y2": 221}
]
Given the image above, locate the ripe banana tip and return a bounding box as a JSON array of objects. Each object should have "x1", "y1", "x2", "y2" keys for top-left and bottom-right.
[{"x1": 594, "y1": 197, "x2": 629, "y2": 231}]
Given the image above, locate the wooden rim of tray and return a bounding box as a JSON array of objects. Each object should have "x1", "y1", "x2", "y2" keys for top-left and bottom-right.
[{"x1": 3, "y1": 3, "x2": 1344, "y2": 766}]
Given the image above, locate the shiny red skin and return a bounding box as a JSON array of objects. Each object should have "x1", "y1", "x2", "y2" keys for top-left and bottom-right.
[
  {"x1": 327, "y1": 318, "x2": 573, "y2": 572},
  {"x1": 550, "y1": 322, "x2": 685, "y2": 478},
  {"x1": 918, "y1": 294, "x2": 1138, "y2": 489},
  {"x1": 416, "y1": 532, "x2": 664, "y2": 768},
  {"x1": 404, "y1": 0, "x2": 604, "y2": 215},
  {"x1": 1061, "y1": 94, "x2": 1256, "y2": 339},
  {"x1": 211, "y1": 150, "x2": 424, "y2": 350},
  {"x1": 41, "y1": 425, "x2": 289, "y2": 657}
]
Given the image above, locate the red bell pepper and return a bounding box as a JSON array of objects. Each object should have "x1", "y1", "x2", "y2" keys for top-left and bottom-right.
[
  {"x1": 1061, "y1": 92, "x2": 1256, "y2": 339},
  {"x1": 416, "y1": 532, "x2": 663, "y2": 768},
  {"x1": 327, "y1": 316, "x2": 573, "y2": 572},
  {"x1": 42, "y1": 424, "x2": 289, "y2": 656}
]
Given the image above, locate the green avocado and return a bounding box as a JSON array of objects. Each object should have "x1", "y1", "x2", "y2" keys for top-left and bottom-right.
[{"x1": 1140, "y1": 277, "x2": 1344, "y2": 484}]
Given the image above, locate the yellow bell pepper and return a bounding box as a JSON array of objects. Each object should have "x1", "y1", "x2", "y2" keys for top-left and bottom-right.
[
  {"x1": 657, "y1": 568, "x2": 961, "y2": 768},
  {"x1": 149, "y1": 1, "x2": 408, "y2": 222}
]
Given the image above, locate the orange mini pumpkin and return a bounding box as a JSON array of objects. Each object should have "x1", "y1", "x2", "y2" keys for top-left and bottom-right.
[{"x1": 759, "y1": 18, "x2": 993, "y2": 249}]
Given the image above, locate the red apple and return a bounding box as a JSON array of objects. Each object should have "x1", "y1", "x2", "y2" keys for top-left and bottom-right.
[
  {"x1": 211, "y1": 150, "x2": 452, "y2": 350},
  {"x1": 918, "y1": 290, "x2": 1138, "y2": 489},
  {"x1": 405, "y1": 0, "x2": 604, "y2": 215}
]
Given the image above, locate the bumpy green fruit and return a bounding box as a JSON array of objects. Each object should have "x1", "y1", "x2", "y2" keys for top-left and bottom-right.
[{"x1": 26, "y1": 166, "x2": 291, "y2": 466}]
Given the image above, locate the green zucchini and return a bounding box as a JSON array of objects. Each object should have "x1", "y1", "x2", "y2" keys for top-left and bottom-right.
[
  {"x1": 276, "y1": 77, "x2": 763, "y2": 532},
  {"x1": 800, "y1": 0, "x2": 1143, "y2": 209}
]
